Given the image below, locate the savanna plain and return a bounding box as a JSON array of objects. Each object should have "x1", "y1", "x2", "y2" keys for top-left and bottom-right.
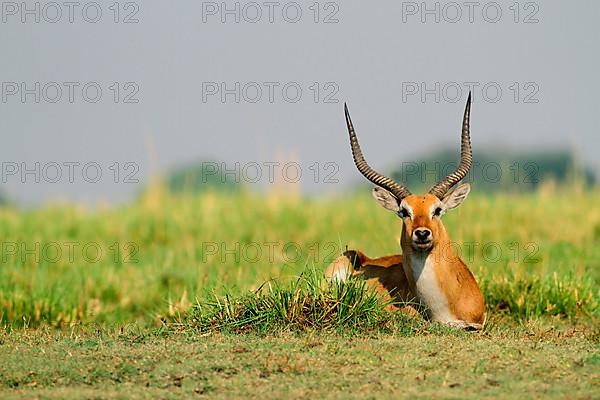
[{"x1": 0, "y1": 187, "x2": 598, "y2": 399}]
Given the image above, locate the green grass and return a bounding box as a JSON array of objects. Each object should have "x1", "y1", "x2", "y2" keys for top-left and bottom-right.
[
  {"x1": 0, "y1": 188, "x2": 598, "y2": 328},
  {"x1": 182, "y1": 267, "x2": 427, "y2": 336},
  {"x1": 180, "y1": 266, "x2": 598, "y2": 336},
  {"x1": 0, "y1": 328, "x2": 598, "y2": 399},
  {"x1": 0, "y1": 187, "x2": 599, "y2": 397}
]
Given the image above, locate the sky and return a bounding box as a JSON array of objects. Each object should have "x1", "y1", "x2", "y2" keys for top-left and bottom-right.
[{"x1": 0, "y1": 0, "x2": 598, "y2": 205}]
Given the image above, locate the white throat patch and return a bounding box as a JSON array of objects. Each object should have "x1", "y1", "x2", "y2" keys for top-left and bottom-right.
[{"x1": 407, "y1": 252, "x2": 456, "y2": 323}]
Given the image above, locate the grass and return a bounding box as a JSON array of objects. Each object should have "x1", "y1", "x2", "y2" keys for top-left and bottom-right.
[
  {"x1": 0, "y1": 328, "x2": 598, "y2": 399},
  {"x1": 0, "y1": 187, "x2": 599, "y2": 397},
  {"x1": 182, "y1": 267, "x2": 426, "y2": 335},
  {"x1": 0, "y1": 187, "x2": 598, "y2": 328},
  {"x1": 180, "y1": 266, "x2": 598, "y2": 336}
]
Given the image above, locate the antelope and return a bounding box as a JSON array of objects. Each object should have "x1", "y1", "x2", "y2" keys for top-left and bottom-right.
[{"x1": 326, "y1": 93, "x2": 485, "y2": 330}]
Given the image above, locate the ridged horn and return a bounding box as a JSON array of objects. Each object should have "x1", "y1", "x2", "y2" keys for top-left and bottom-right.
[
  {"x1": 429, "y1": 92, "x2": 473, "y2": 199},
  {"x1": 344, "y1": 103, "x2": 412, "y2": 201}
]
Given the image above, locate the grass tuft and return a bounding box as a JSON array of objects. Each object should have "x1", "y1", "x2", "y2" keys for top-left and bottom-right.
[{"x1": 181, "y1": 267, "x2": 436, "y2": 336}]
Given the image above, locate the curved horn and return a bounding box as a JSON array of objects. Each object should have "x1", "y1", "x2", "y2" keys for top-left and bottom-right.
[
  {"x1": 429, "y1": 92, "x2": 473, "y2": 199},
  {"x1": 344, "y1": 103, "x2": 412, "y2": 201}
]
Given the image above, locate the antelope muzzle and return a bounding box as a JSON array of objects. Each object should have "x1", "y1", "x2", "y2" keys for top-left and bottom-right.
[{"x1": 411, "y1": 227, "x2": 433, "y2": 251}]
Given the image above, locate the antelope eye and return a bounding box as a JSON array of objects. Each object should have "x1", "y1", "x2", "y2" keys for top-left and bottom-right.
[
  {"x1": 433, "y1": 207, "x2": 443, "y2": 217},
  {"x1": 398, "y1": 208, "x2": 409, "y2": 218}
]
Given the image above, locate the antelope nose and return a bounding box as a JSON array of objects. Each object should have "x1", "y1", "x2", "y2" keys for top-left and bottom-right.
[{"x1": 414, "y1": 228, "x2": 431, "y2": 241}]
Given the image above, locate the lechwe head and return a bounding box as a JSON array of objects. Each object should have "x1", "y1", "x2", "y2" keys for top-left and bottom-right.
[
  {"x1": 343, "y1": 92, "x2": 485, "y2": 329},
  {"x1": 345, "y1": 93, "x2": 473, "y2": 255}
]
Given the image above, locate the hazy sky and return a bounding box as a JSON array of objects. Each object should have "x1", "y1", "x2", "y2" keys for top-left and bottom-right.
[{"x1": 0, "y1": 0, "x2": 598, "y2": 205}]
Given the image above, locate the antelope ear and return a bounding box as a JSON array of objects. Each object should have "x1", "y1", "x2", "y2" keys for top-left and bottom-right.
[
  {"x1": 372, "y1": 186, "x2": 400, "y2": 213},
  {"x1": 442, "y1": 183, "x2": 471, "y2": 210}
]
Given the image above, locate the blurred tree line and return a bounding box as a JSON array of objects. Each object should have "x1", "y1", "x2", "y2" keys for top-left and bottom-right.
[
  {"x1": 164, "y1": 150, "x2": 596, "y2": 195},
  {"x1": 389, "y1": 150, "x2": 596, "y2": 193},
  {"x1": 166, "y1": 162, "x2": 239, "y2": 194}
]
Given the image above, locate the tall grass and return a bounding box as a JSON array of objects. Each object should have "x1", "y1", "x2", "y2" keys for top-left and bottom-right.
[
  {"x1": 0, "y1": 187, "x2": 598, "y2": 328},
  {"x1": 482, "y1": 271, "x2": 599, "y2": 322},
  {"x1": 182, "y1": 268, "x2": 598, "y2": 335}
]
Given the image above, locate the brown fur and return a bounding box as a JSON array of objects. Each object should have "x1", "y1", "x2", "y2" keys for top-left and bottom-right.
[
  {"x1": 399, "y1": 194, "x2": 485, "y2": 327},
  {"x1": 326, "y1": 191, "x2": 486, "y2": 329},
  {"x1": 326, "y1": 250, "x2": 420, "y2": 315}
]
